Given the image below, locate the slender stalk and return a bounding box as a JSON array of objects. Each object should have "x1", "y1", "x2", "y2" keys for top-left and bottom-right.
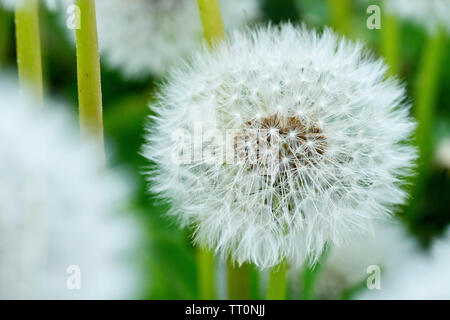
[
  {"x1": 301, "y1": 265, "x2": 317, "y2": 300},
  {"x1": 75, "y1": 0, "x2": 104, "y2": 156},
  {"x1": 407, "y1": 29, "x2": 446, "y2": 225},
  {"x1": 414, "y1": 30, "x2": 446, "y2": 170},
  {"x1": 197, "y1": 248, "x2": 216, "y2": 299},
  {"x1": 381, "y1": 13, "x2": 400, "y2": 76},
  {"x1": 14, "y1": 0, "x2": 43, "y2": 103},
  {"x1": 328, "y1": 0, "x2": 351, "y2": 36},
  {"x1": 197, "y1": 0, "x2": 225, "y2": 48},
  {"x1": 300, "y1": 250, "x2": 328, "y2": 300},
  {"x1": 266, "y1": 261, "x2": 287, "y2": 300},
  {"x1": 195, "y1": 0, "x2": 227, "y2": 300},
  {"x1": 0, "y1": 5, "x2": 11, "y2": 66},
  {"x1": 227, "y1": 262, "x2": 250, "y2": 299}
]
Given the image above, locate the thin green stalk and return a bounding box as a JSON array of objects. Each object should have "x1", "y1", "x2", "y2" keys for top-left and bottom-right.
[
  {"x1": 227, "y1": 262, "x2": 250, "y2": 299},
  {"x1": 301, "y1": 265, "x2": 318, "y2": 300},
  {"x1": 195, "y1": 0, "x2": 227, "y2": 301},
  {"x1": 328, "y1": 0, "x2": 351, "y2": 36},
  {"x1": 414, "y1": 30, "x2": 446, "y2": 170},
  {"x1": 407, "y1": 29, "x2": 447, "y2": 225},
  {"x1": 197, "y1": 248, "x2": 216, "y2": 299},
  {"x1": 0, "y1": 6, "x2": 12, "y2": 66},
  {"x1": 75, "y1": 0, "x2": 104, "y2": 156},
  {"x1": 266, "y1": 261, "x2": 287, "y2": 300},
  {"x1": 300, "y1": 250, "x2": 328, "y2": 300},
  {"x1": 14, "y1": 0, "x2": 43, "y2": 103},
  {"x1": 197, "y1": 0, "x2": 225, "y2": 48},
  {"x1": 381, "y1": 13, "x2": 400, "y2": 76}
]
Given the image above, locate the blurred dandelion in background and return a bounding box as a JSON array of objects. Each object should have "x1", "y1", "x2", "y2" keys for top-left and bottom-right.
[
  {"x1": 357, "y1": 226, "x2": 450, "y2": 299},
  {"x1": 385, "y1": 0, "x2": 450, "y2": 34},
  {"x1": 0, "y1": 76, "x2": 141, "y2": 299},
  {"x1": 315, "y1": 220, "x2": 417, "y2": 299},
  {"x1": 48, "y1": 0, "x2": 261, "y2": 79}
]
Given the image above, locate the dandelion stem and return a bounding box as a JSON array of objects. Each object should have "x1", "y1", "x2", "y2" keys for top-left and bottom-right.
[
  {"x1": 414, "y1": 29, "x2": 446, "y2": 171},
  {"x1": 300, "y1": 250, "x2": 327, "y2": 300},
  {"x1": 75, "y1": 0, "x2": 104, "y2": 156},
  {"x1": 14, "y1": 0, "x2": 43, "y2": 103},
  {"x1": 0, "y1": 6, "x2": 12, "y2": 66},
  {"x1": 195, "y1": 0, "x2": 227, "y2": 300},
  {"x1": 408, "y1": 29, "x2": 446, "y2": 224},
  {"x1": 197, "y1": 0, "x2": 225, "y2": 48},
  {"x1": 328, "y1": 0, "x2": 351, "y2": 36},
  {"x1": 227, "y1": 262, "x2": 250, "y2": 299},
  {"x1": 266, "y1": 261, "x2": 287, "y2": 300},
  {"x1": 197, "y1": 248, "x2": 216, "y2": 299},
  {"x1": 381, "y1": 13, "x2": 400, "y2": 76}
]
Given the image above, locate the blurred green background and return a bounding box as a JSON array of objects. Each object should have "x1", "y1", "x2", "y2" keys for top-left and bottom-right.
[{"x1": 0, "y1": 0, "x2": 449, "y2": 299}]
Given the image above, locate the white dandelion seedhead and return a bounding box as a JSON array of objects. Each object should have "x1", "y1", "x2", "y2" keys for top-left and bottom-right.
[
  {"x1": 11, "y1": 0, "x2": 259, "y2": 78},
  {"x1": 384, "y1": 0, "x2": 450, "y2": 35},
  {"x1": 0, "y1": 77, "x2": 140, "y2": 299},
  {"x1": 144, "y1": 24, "x2": 417, "y2": 269},
  {"x1": 78, "y1": 0, "x2": 259, "y2": 78}
]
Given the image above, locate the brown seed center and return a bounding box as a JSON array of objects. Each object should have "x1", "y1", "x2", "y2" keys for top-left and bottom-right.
[{"x1": 235, "y1": 114, "x2": 327, "y2": 175}]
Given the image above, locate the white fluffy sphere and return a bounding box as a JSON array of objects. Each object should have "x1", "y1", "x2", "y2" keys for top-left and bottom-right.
[
  {"x1": 95, "y1": 0, "x2": 259, "y2": 78},
  {"x1": 46, "y1": 0, "x2": 260, "y2": 78},
  {"x1": 144, "y1": 24, "x2": 417, "y2": 269},
  {"x1": 0, "y1": 77, "x2": 140, "y2": 299}
]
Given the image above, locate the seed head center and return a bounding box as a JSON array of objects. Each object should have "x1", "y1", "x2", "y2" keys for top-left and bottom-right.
[{"x1": 236, "y1": 114, "x2": 327, "y2": 175}]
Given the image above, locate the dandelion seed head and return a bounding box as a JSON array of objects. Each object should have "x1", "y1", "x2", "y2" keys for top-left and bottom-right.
[
  {"x1": 144, "y1": 24, "x2": 417, "y2": 269},
  {"x1": 0, "y1": 76, "x2": 140, "y2": 299},
  {"x1": 81, "y1": 0, "x2": 259, "y2": 78}
]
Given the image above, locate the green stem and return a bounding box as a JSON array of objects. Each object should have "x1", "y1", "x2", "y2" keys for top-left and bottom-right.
[
  {"x1": 197, "y1": 247, "x2": 216, "y2": 299},
  {"x1": 407, "y1": 29, "x2": 446, "y2": 225},
  {"x1": 301, "y1": 265, "x2": 317, "y2": 300},
  {"x1": 195, "y1": 0, "x2": 227, "y2": 301},
  {"x1": 0, "y1": 6, "x2": 12, "y2": 66},
  {"x1": 381, "y1": 12, "x2": 400, "y2": 76},
  {"x1": 227, "y1": 261, "x2": 250, "y2": 299},
  {"x1": 266, "y1": 261, "x2": 287, "y2": 300},
  {"x1": 328, "y1": 0, "x2": 351, "y2": 36},
  {"x1": 300, "y1": 250, "x2": 328, "y2": 300},
  {"x1": 414, "y1": 30, "x2": 446, "y2": 170},
  {"x1": 75, "y1": 0, "x2": 104, "y2": 156},
  {"x1": 14, "y1": 0, "x2": 43, "y2": 103},
  {"x1": 197, "y1": 0, "x2": 225, "y2": 48}
]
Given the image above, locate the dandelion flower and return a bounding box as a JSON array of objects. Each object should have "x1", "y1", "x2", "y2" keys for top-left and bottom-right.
[
  {"x1": 385, "y1": 0, "x2": 450, "y2": 34},
  {"x1": 358, "y1": 227, "x2": 450, "y2": 299},
  {"x1": 143, "y1": 24, "x2": 417, "y2": 269},
  {"x1": 315, "y1": 221, "x2": 417, "y2": 299},
  {"x1": 49, "y1": 0, "x2": 259, "y2": 79},
  {"x1": 0, "y1": 77, "x2": 139, "y2": 299}
]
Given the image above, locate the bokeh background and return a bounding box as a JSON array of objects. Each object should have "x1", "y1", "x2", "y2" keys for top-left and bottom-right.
[{"x1": 0, "y1": 0, "x2": 449, "y2": 299}]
